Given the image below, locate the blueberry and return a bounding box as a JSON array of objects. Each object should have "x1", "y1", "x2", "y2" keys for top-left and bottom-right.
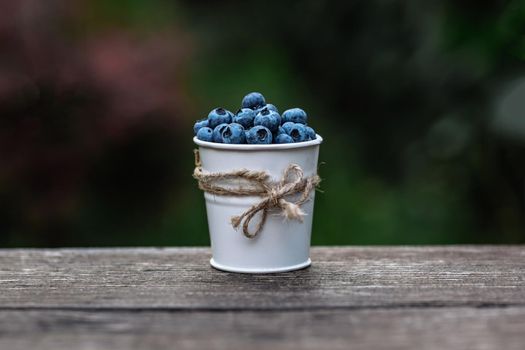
[
  {"x1": 212, "y1": 123, "x2": 229, "y2": 143},
  {"x1": 275, "y1": 134, "x2": 294, "y2": 144},
  {"x1": 289, "y1": 123, "x2": 308, "y2": 143},
  {"x1": 196, "y1": 127, "x2": 213, "y2": 142},
  {"x1": 272, "y1": 126, "x2": 286, "y2": 142},
  {"x1": 282, "y1": 108, "x2": 307, "y2": 124},
  {"x1": 254, "y1": 108, "x2": 281, "y2": 133},
  {"x1": 233, "y1": 108, "x2": 256, "y2": 129},
  {"x1": 193, "y1": 119, "x2": 209, "y2": 135},
  {"x1": 256, "y1": 103, "x2": 278, "y2": 115},
  {"x1": 281, "y1": 122, "x2": 295, "y2": 134},
  {"x1": 305, "y1": 126, "x2": 316, "y2": 140},
  {"x1": 222, "y1": 123, "x2": 246, "y2": 144},
  {"x1": 246, "y1": 126, "x2": 272, "y2": 144},
  {"x1": 208, "y1": 107, "x2": 233, "y2": 129},
  {"x1": 242, "y1": 92, "x2": 266, "y2": 110},
  {"x1": 266, "y1": 103, "x2": 279, "y2": 113}
]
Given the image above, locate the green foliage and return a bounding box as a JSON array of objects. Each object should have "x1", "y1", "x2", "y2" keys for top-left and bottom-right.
[{"x1": 2, "y1": 0, "x2": 525, "y2": 247}]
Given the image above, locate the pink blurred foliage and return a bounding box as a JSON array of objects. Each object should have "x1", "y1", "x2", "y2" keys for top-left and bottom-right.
[{"x1": 0, "y1": 0, "x2": 193, "y2": 229}]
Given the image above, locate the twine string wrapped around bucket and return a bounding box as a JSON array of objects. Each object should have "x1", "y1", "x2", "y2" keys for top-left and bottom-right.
[{"x1": 193, "y1": 149, "x2": 321, "y2": 238}]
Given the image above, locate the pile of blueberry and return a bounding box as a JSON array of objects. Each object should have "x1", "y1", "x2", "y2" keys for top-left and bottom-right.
[{"x1": 193, "y1": 92, "x2": 317, "y2": 144}]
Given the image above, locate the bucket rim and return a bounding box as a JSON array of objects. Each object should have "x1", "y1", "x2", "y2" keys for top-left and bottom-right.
[{"x1": 194, "y1": 134, "x2": 323, "y2": 150}]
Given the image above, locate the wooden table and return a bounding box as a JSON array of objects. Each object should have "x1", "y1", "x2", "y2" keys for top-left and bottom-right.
[{"x1": 0, "y1": 246, "x2": 524, "y2": 349}]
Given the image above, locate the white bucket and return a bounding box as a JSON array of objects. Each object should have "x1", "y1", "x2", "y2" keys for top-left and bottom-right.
[{"x1": 193, "y1": 135, "x2": 323, "y2": 273}]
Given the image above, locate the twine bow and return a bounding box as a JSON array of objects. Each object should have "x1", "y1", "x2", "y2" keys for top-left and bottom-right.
[{"x1": 193, "y1": 149, "x2": 321, "y2": 238}]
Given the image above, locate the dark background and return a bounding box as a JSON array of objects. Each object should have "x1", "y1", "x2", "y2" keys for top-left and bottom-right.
[{"x1": 1, "y1": 0, "x2": 525, "y2": 247}]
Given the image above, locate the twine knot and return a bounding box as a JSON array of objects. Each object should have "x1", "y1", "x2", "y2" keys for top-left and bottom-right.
[
  {"x1": 269, "y1": 189, "x2": 280, "y2": 206},
  {"x1": 193, "y1": 149, "x2": 321, "y2": 238}
]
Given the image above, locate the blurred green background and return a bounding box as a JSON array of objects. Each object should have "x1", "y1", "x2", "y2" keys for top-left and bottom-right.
[{"x1": 1, "y1": 0, "x2": 525, "y2": 247}]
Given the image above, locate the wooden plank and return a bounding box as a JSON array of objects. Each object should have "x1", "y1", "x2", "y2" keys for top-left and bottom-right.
[
  {"x1": 0, "y1": 246, "x2": 523, "y2": 309},
  {"x1": 0, "y1": 307, "x2": 524, "y2": 350}
]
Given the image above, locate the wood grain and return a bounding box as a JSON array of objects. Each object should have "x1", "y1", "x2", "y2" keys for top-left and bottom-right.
[
  {"x1": 1, "y1": 307, "x2": 524, "y2": 350},
  {"x1": 0, "y1": 246, "x2": 524, "y2": 349},
  {"x1": 0, "y1": 246, "x2": 523, "y2": 309}
]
